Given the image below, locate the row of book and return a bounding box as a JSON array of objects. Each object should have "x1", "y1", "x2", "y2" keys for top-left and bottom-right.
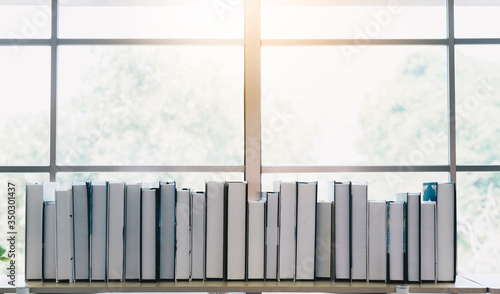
[{"x1": 24, "y1": 180, "x2": 456, "y2": 283}]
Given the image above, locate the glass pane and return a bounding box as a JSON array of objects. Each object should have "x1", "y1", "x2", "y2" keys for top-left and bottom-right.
[
  {"x1": 0, "y1": 173, "x2": 50, "y2": 275},
  {"x1": 457, "y1": 172, "x2": 500, "y2": 274},
  {"x1": 0, "y1": 0, "x2": 51, "y2": 39},
  {"x1": 455, "y1": 46, "x2": 500, "y2": 165},
  {"x1": 262, "y1": 0, "x2": 446, "y2": 39},
  {"x1": 455, "y1": 0, "x2": 500, "y2": 38},
  {"x1": 58, "y1": 46, "x2": 244, "y2": 165},
  {"x1": 262, "y1": 46, "x2": 448, "y2": 166},
  {"x1": 56, "y1": 172, "x2": 244, "y2": 192},
  {"x1": 262, "y1": 172, "x2": 449, "y2": 201},
  {"x1": 59, "y1": 0, "x2": 243, "y2": 39},
  {"x1": 0, "y1": 47, "x2": 50, "y2": 165}
]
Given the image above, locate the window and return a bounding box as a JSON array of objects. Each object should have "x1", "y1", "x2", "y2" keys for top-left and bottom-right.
[{"x1": 0, "y1": 0, "x2": 499, "y2": 275}]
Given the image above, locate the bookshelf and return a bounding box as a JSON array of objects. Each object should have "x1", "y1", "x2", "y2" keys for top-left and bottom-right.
[{"x1": 0, "y1": 276, "x2": 489, "y2": 294}]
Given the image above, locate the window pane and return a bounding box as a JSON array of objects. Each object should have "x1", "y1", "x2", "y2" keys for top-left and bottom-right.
[
  {"x1": 262, "y1": 172, "x2": 449, "y2": 201},
  {"x1": 0, "y1": 47, "x2": 50, "y2": 165},
  {"x1": 0, "y1": 0, "x2": 51, "y2": 39},
  {"x1": 56, "y1": 172, "x2": 244, "y2": 192},
  {"x1": 455, "y1": 0, "x2": 500, "y2": 38},
  {"x1": 59, "y1": 0, "x2": 243, "y2": 39},
  {"x1": 262, "y1": 46, "x2": 448, "y2": 166},
  {"x1": 262, "y1": 0, "x2": 446, "y2": 39},
  {"x1": 455, "y1": 46, "x2": 500, "y2": 165},
  {"x1": 58, "y1": 46, "x2": 244, "y2": 166},
  {"x1": 457, "y1": 172, "x2": 500, "y2": 274},
  {"x1": 0, "y1": 173, "x2": 50, "y2": 275}
]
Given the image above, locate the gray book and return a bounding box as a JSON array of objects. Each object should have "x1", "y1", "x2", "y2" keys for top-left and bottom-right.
[
  {"x1": 191, "y1": 191, "x2": 205, "y2": 280},
  {"x1": 315, "y1": 201, "x2": 332, "y2": 279},
  {"x1": 124, "y1": 182, "x2": 141, "y2": 280},
  {"x1": 141, "y1": 188, "x2": 159, "y2": 281},
  {"x1": 247, "y1": 196, "x2": 265, "y2": 280},
  {"x1": 55, "y1": 189, "x2": 74, "y2": 282},
  {"x1": 43, "y1": 202, "x2": 56, "y2": 280},
  {"x1": 159, "y1": 181, "x2": 176, "y2": 280},
  {"x1": 205, "y1": 181, "x2": 225, "y2": 279},
  {"x1": 421, "y1": 201, "x2": 436, "y2": 282},
  {"x1": 436, "y1": 183, "x2": 456, "y2": 282},
  {"x1": 368, "y1": 200, "x2": 387, "y2": 282},
  {"x1": 265, "y1": 192, "x2": 279, "y2": 280},
  {"x1": 275, "y1": 181, "x2": 296, "y2": 280},
  {"x1": 90, "y1": 182, "x2": 107, "y2": 281},
  {"x1": 107, "y1": 181, "x2": 125, "y2": 281},
  {"x1": 72, "y1": 182, "x2": 90, "y2": 281},
  {"x1": 226, "y1": 181, "x2": 247, "y2": 280},
  {"x1": 333, "y1": 181, "x2": 351, "y2": 281},
  {"x1": 296, "y1": 182, "x2": 317, "y2": 280},
  {"x1": 351, "y1": 182, "x2": 368, "y2": 281},
  {"x1": 175, "y1": 188, "x2": 191, "y2": 281}
]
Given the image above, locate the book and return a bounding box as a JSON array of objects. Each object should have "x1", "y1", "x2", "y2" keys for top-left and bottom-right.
[
  {"x1": 175, "y1": 188, "x2": 191, "y2": 281},
  {"x1": 141, "y1": 188, "x2": 159, "y2": 281},
  {"x1": 436, "y1": 182, "x2": 456, "y2": 282},
  {"x1": 124, "y1": 182, "x2": 141, "y2": 281},
  {"x1": 296, "y1": 181, "x2": 318, "y2": 280},
  {"x1": 387, "y1": 201, "x2": 405, "y2": 283},
  {"x1": 107, "y1": 181, "x2": 125, "y2": 281},
  {"x1": 43, "y1": 201, "x2": 56, "y2": 281},
  {"x1": 247, "y1": 195, "x2": 265, "y2": 280},
  {"x1": 159, "y1": 181, "x2": 176, "y2": 280},
  {"x1": 397, "y1": 192, "x2": 421, "y2": 283},
  {"x1": 226, "y1": 181, "x2": 247, "y2": 280},
  {"x1": 351, "y1": 182, "x2": 367, "y2": 281},
  {"x1": 421, "y1": 201, "x2": 436, "y2": 282},
  {"x1": 274, "y1": 181, "x2": 296, "y2": 280},
  {"x1": 205, "y1": 181, "x2": 225, "y2": 279},
  {"x1": 55, "y1": 189, "x2": 74, "y2": 282},
  {"x1": 265, "y1": 191, "x2": 279, "y2": 280},
  {"x1": 368, "y1": 200, "x2": 387, "y2": 282},
  {"x1": 90, "y1": 182, "x2": 107, "y2": 281},
  {"x1": 72, "y1": 182, "x2": 90, "y2": 281},
  {"x1": 315, "y1": 201, "x2": 333, "y2": 279},
  {"x1": 332, "y1": 181, "x2": 350, "y2": 281},
  {"x1": 191, "y1": 191, "x2": 206, "y2": 280}
]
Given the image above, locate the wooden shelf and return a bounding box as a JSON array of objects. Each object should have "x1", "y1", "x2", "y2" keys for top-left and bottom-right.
[{"x1": 0, "y1": 276, "x2": 487, "y2": 293}]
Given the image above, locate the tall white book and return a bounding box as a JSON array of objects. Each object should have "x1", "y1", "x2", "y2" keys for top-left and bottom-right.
[
  {"x1": 351, "y1": 182, "x2": 367, "y2": 281},
  {"x1": 332, "y1": 181, "x2": 350, "y2": 281},
  {"x1": 226, "y1": 181, "x2": 247, "y2": 280},
  {"x1": 159, "y1": 181, "x2": 176, "y2": 280},
  {"x1": 90, "y1": 182, "x2": 107, "y2": 281},
  {"x1": 397, "y1": 192, "x2": 421, "y2": 283},
  {"x1": 315, "y1": 201, "x2": 332, "y2": 279},
  {"x1": 266, "y1": 191, "x2": 279, "y2": 280},
  {"x1": 26, "y1": 183, "x2": 44, "y2": 280},
  {"x1": 72, "y1": 182, "x2": 90, "y2": 281},
  {"x1": 55, "y1": 189, "x2": 74, "y2": 282},
  {"x1": 247, "y1": 196, "x2": 265, "y2": 280},
  {"x1": 141, "y1": 188, "x2": 159, "y2": 281},
  {"x1": 421, "y1": 201, "x2": 436, "y2": 282},
  {"x1": 191, "y1": 191, "x2": 205, "y2": 280},
  {"x1": 205, "y1": 181, "x2": 225, "y2": 279},
  {"x1": 388, "y1": 201, "x2": 405, "y2": 283},
  {"x1": 124, "y1": 182, "x2": 141, "y2": 280},
  {"x1": 296, "y1": 182, "x2": 317, "y2": 280},
  {"x1": 368, "y1": 200, "x2": 387, "y2": 282},
  {"x1": 436, "y1": 182, "x2": 456, "y2": 282},
  {"x1": 107, "y1": 181, "x2": 125, "y2": 281},
  {"x1": 43, "y1": 202, "x2": 56, "y2": 281},
  {"x1": 176, "y1": 188, "x2": 191, "y2": 281},
  {"x1": 274, "y1": 181, "x2": 296, "y2": 280}
]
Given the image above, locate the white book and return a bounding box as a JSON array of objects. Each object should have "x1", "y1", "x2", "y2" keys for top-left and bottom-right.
[
  {"x1": 247, "y1": 198, "x2": 265, "y2": 280},
  {"x1": 226, "y1": 181, "x2": 247, "y2": 280},
  {"x1": 315, "y1": 201, "x2": 332, "y2": 279},
  {"x1": 191, "y1": 191, "x2": 205, "y2": 280},
  {"x1": 43, "y1": 202, "x2": 56, "y2": 280},
  {"x1": 159, "y1": 182, "x2": 176, "y2": 280},
  {"x1": 388, "y1": 201, "x2": 405, "y2": 283},
  {"x1": 107, "y1": 181, "x2": 125, "y2": 281},
  {"x1": 408, "y1": 193, "x2": 421, "y2": 282},
  {"x1": 141, "y1": 188, "x2": 158, "y2": 281},
  {"x1": 368, "y1": 200, "x2": 387, "y2": 282},
  {"x1": 275, "y1": 181, "x2": 296, "y2": 280},
  {"x1": 72, "y1": 182, "x2": 89, "y2": 281},
  {"x1": 333, "y1": 181, "x2": 350, "y2": 281},
  {"x1": 43, "y1": 182, "x2": 59, "y2": 201},
  {"x1": 296, "y1": 182, "x2": 317, "y2": 280},
  {"x1": 437, "y1": 183, "x2": 456, "y2": 282},
  {"x1": 205, "y1": 181, "x2": 225, "y2": 279},
  {"x1": 124, "y1": 182, "x2": 141, "y2": 280},
  {"x1": 351, "y1": 182, "x2": 367, "y2": 281},
  {"x1": 175, "y1": 188, "x2": 191, "y2": 280},
  {"x1": 266, "y1": 191, "x2": 279, "y2": 280},
  {"x1": 421, "y1": 201, "x2": 436, "y2": 282},
  {"x1": 25, "y1": 183, "x2": 44, "y2": 280},
  {"x1": 90, "y1": 182, "x2": 107, "y2": 281},
  {"x1": 55, "y1": 189, "x2": 74, "y2": 282}
]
